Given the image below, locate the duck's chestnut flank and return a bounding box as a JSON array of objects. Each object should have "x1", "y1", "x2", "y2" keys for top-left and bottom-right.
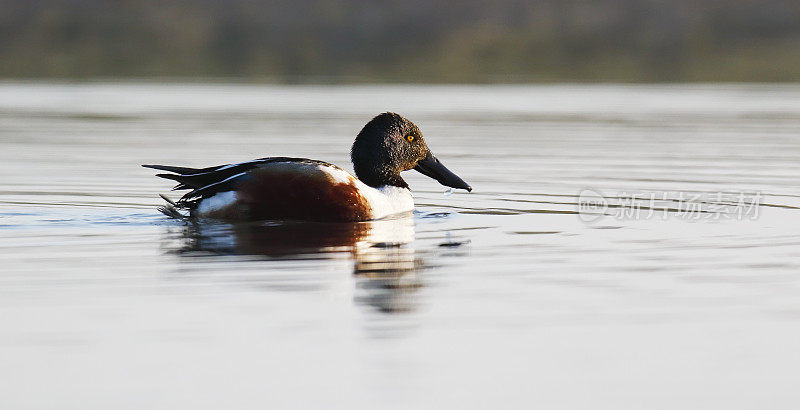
[
  {"x1": 143, "y1": 112, "x2": 472, "y2": 222},
  {"x1": 235, "y1": 167, "x2": 372, "y2": 222}
]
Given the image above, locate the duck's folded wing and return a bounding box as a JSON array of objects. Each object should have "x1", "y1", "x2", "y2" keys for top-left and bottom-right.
[
  {"x1": 144, "y1": 159, "x2": 266, "y2": 190},
  {"x1": 143, "y1": 157, "x2": 337, "y2": 205}
]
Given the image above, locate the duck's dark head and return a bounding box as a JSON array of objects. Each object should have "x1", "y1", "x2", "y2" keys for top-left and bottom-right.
[{"x1": 351, "y1": 112, "x2": 472, "y2": 192}]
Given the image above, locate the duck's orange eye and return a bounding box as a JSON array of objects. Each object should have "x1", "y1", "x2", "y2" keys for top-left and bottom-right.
[{"x1": 406, "y1": 135, "x2": 415, "y2": 142}]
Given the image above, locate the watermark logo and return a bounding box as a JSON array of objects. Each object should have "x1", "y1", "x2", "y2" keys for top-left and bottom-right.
[
  {"x1": 576, "y1": 189, "x2": 761, "y2": 223},
  {"x1": 577, "y1": 188, "x2": 609, "y2": 223}
]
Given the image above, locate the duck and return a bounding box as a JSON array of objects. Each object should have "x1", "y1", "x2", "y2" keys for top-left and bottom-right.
[{"x1": 142, "y1": 112, "x2": 472, "y2": 222}]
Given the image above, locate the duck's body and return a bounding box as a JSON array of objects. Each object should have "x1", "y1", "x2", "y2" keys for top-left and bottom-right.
[
  {"x1": 144, "y1": 113, "x2": 470, "y2": 222},
  {"x1": 147, "y1": 158, "x2": 413, "y2": 221}
]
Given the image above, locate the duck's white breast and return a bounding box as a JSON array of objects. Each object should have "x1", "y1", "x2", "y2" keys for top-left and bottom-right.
[{"x1": 374, "y1": 185, "x2": 414, "y2": 217}]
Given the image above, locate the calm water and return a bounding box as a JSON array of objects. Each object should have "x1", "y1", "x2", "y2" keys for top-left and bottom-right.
[{"x1": 2, "y1": 83, "x2": 800, "y2": 409}]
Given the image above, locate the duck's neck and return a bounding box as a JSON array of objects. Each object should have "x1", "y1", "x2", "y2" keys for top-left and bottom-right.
[{"x1": 354, "y1": 166, "x2": 409, "y2": 190}]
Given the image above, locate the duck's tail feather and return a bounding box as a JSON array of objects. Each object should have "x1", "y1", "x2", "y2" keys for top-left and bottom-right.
[
  {"x1": 142, "y1": 164, "x2": 223, "y2": 175},
  {"x1": 159, "y1": 194, "x2": 177, "y2": 206},
  {"x1": 156, "y1": 194, "x2": 190, "y2": 219}
]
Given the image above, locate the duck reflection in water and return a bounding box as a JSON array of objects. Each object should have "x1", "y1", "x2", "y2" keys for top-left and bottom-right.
[{"x1": 170, "y1": 214, "x2": 422, "y2": 313}]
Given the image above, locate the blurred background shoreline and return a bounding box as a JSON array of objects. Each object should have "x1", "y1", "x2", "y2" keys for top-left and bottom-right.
[{"x1": 2, "y1": 0, "x2": 799, "y2": 83}]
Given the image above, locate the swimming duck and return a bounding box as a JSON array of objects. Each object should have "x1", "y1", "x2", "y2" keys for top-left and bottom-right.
[{"x1": 143, "y1": 112, "x2": 471, "y2": 222}]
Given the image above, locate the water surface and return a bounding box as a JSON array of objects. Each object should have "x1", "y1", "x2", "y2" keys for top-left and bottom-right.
[{"x1": 2, "y1": 83, "x2": 800, "y2": 409}]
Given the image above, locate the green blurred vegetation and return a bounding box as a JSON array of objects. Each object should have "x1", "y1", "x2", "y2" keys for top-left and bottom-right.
[{"x1": 1, "y1": 0, "x2": 799, "y2": 82}]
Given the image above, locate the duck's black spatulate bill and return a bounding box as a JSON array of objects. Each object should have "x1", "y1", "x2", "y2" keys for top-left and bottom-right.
[{"x1": 414, "y1": 152, "x2": 472, "y2": 192}]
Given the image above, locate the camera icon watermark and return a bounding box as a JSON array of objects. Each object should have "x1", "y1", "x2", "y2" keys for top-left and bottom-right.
[{"x1": 576, "y1": 188, "x2": 761, "y2": 223}]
